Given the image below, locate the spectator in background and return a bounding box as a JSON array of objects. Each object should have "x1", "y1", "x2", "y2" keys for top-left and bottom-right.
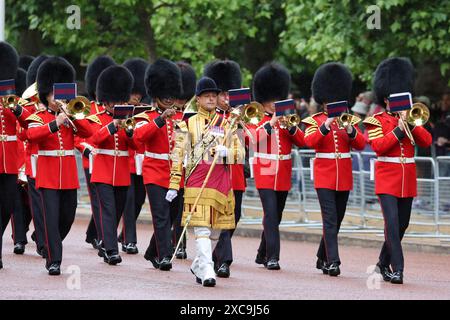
[
  {"x1": 434, "y1": 91, "x2": 450, "y2": 176},
  {"x1": 413, "y1": 96, "x2": 433, "y2": 157},
  {"x1": 350, "y1": 100, "x2": 372, "y2": 171}
]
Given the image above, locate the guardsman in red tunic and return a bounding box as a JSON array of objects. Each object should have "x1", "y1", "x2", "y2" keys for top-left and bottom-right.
[
  {"x1": 169, "y1": 61, "x2": 196, "y2": 260},
  {"x1": 118, "y1": 58, "x2": 149, "y2": 255},
  {"x1": 8, "y1": 67, "x2": 31, "y2": 255},
  {"x1": 78, "y1": 55, "x2": 115, "y2": 250},
  {"x1": 364, "y1": 57, "x2": 432, "y2": 284},
  {"x1": 88, "y1": 65, "x2": 136, "y2": 265},
  {"x1": 303, "y1": 62, "x2": 366, "y2": 277},
  {"x1": 0, "y1": 42, "x2": 20, "y2": 269},
  {"x1": 134, "y1": 58, "x2": 182, "y2": 271},
  {"x1": 16, "y1": 55, "x2": 51, "y2": 258},
  {"x1": 251, "y1": 63, "x2": 305, "y2": 270},
  {"x1": 203, "y1": 59, "x2": 246, "y2": 278},
  {"x1": 24, "y1": 57, "x2": 92, "y2": 275}
]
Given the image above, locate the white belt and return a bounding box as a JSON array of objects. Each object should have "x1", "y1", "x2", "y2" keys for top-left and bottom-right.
[
  {"x1": 0, "y1": 135, "x2": 17, "y2": 142},
  {"x1": 377, "y1": 156, "x2": 415, "y2": 164},
  {"x1": 96, "y1": 149, "x2": 129, "y2": 157},
  {"x1": 145, "y1": 151, "x2": 170, "y2": 160},
  {"x1": 315, "y1": 152, "x2": 351, "y2": 159},
  {"x1": 38, "y1": 150, "x2": 75, "y2": 157},
  {"x1": 253, "y1": 152, "x2": 291, "y2": 160}
]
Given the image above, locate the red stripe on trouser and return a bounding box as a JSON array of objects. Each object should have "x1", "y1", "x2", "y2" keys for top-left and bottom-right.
[
  {"x1": 85, "y1": 171, "x2": 99, "y2": 238},
  {"x1": 377, "y1": 195, "x2": 391, "y2": 264},
  {"x1": 39, "y1": 190, "x2": 52, "y2": 262},
  {"x1": 28, "y1": 180, "x2": 40, "y2": 245}
]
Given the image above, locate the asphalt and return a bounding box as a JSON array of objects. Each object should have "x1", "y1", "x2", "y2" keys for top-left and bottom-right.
[{"x1": 1, "y1": 215, "x2": 450, "y2": 300}]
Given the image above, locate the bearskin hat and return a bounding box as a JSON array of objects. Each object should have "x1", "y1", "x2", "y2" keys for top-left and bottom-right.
[
  {"x1": 373, "y1": 57, "x2": 415, "y2": 107},
  {"x1": 123, "y1": 58, "x2": 148, "y2": 97},
  {"x1": 177, "y1": 61, "x2": 196, "y2": 100},
  {"x1": 27, "y1": 55, "x2": 50, "y2": 87},
  {"x1": 0, "y1": 41, "x2": 19, "y2": 80},
  {"x1": 19, "y1": 55, "x2": 34, "y2": 71},
  {"x1": 145, "y1": 58, "x2": 182, "y2": 99},
  {"x1": 37, "y1": 57, "x2": 75, "y2": 106},
  {"x1": 311, "y1": 62, "x2": 353, "y2": 105},
  {"x1": 15, "y1": 68, "x2": 27, "y2": 97},
  {"x1": 96, "y1": 65, "x2": 134, "y2": 104},
  {"x1": 252, "y1": 62, "x2": 290, "y2": 103},
  {"x1": 203, "y1": 59, "x2": 241, "y2": 92},
  {"x1": 85, "y1": 55, "x2": 116, "y2": 100}
]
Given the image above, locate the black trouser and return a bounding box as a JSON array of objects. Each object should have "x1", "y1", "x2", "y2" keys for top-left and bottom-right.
[
  {"x1": 0, "y1": 174, "x2": 17, "y2": 260},
  {"x1": 316, "y1": 189, "x2": 350, "y2": 265},
  {"x1": 257, "y1": 189, "x2": 288, "y2": 261},
  {"x1": 10, "y1": 183, "x2": 31, "y2": 245},
  {"x1": 39, "y1": 188, "x2": 77, "y2": 266},
  {"x1": 145, "y1": 184, "x2": 172, "y2": 260},
  {"x1": 84, "y1": 169, "x2": 102, "y2": 243},
  {"x1": 213, "y1": 190, "x2": 243, "y2": 267},
  {"x1": 170, "y1": 188, "x2": 185, "y2": 250},
  {"x1": 95, "y1": 183, "x2": 128, "y2": 255},
  {"x1": 378, "y1": 194, "x2": 413, "y2": 272},
  {"x1": 28, "y1": 178, "x2": 45, "y2": 251},
  {"x1": 120, "y1": 174, "x2": 146, "y2": 244}
]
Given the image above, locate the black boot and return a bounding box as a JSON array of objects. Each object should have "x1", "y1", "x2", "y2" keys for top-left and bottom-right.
[
  {"x1": 216, "y1": 263, "x2": 230, "y2": 278},
  {"x1": 265, "y1": 259, "x2": 281, "y2": 270},
  {"x1": 390, "y1": 271, "x2": 403, "y2": 284},
  {"x1": 326, "y1": 263, "x2": 341, "y2": 277},
  {"x1": 376, "y1": 262, "x2": 393, "y2": 282},
  {"x1": 47, "y1": 263, "x2": 61, "y2": 276},
  {"x1": 103, "y1": 252, "x2": 122, "y2": 265},
  {"x1": 14, "y1": 243, "x2": 26, "y2": 255}
]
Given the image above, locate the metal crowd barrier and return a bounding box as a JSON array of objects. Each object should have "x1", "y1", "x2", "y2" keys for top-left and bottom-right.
[
  {"x1": 240, "y1": 149, "x2": 450, "y2": 239},
  {"x1": 76, "y1": 148, "x2": 450, "y2": 239}
]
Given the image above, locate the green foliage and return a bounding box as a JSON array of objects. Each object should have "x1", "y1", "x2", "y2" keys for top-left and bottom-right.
[{"x1": 5, "y1": 0, "x2": 450, "y2": 87}]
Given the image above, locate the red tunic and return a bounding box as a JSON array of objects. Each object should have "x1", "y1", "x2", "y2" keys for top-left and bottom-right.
[
  {"x1": 74, "y1": 101, "x2": 105, "y2": 170},
  {"x1": 26, "y1": 109, "x2": 92, "y2": 189},
  {"x1": 0, "y1": 103, "x2": 20, "y2": 174},
  {"x1": 88, "y1": 110, "x2": 137, "y2": 186},
  {"x1": 134, "y1": 108, "x2": 184, "y2": 188},
  {"x1": 303, "y1": 112, "x2": 366, "y2": 191},
  {"x1": 251, "y1": 113, "x2": 305, "y2": 191},
  {"x1": 364, "y1": 112, "x2": 432, "y2": 197}
]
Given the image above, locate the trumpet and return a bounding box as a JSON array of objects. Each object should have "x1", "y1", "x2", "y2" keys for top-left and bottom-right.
[
  {"x1": 401, "y1": 102, "x2": 430, "y2": 146},
  {"x1": 120, "y1": 117, "x2": 136, "y2": 131},
  {"x1": 279, "y1": 113, "x2": 301, "y2": 129},
  {"x1": 0, "y1": 95, "x2": 28, "y2": 109},
  {"x1": 336, "y1": 113, "x2": 361, "y2": 129}
]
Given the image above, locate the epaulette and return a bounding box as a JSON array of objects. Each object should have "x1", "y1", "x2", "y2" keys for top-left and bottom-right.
[
  {"x1": 86, "y1": 114, "x2": 102, "y2": 125},
  {"x1": 350, "y1": 115, "x2": 362, "y2": 126},
  {"x1": 134, "y1": 112, "x2": 150, "y2": 122},
  {"x1": 301, "y1": 116, "x2": 318, "y2": 127},
  {"x1": 25, "y1": 114, "x2": 44, "y2": 125},
  {"x1": 363, "y1": 116, "x2": 382, "y2": 127}
]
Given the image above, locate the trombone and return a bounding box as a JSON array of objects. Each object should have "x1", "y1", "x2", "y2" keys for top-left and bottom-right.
[
  {"x1": 400, "y1": 102, "x2": 430, "y2": 146},
  {"x1": 56, "y1": 96, "x2": 91, "y2": 131}
]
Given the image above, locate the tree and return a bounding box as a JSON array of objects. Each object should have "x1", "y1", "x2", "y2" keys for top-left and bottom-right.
[{"x1": 280, "y1": 0, "x2": 450, "y2": 96}]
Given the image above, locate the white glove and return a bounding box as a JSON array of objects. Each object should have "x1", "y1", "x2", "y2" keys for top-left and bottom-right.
[
  {"x1": 216, "y1": 145, "x2": 228, "y2": 157},
  {"x1": 165, "y1": 189, "x2": 178, "y2": 202}
]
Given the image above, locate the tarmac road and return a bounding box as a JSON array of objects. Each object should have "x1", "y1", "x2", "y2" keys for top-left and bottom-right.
[{"x1": 1, "y1": 216, "x2": 449, "y2": 300}]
